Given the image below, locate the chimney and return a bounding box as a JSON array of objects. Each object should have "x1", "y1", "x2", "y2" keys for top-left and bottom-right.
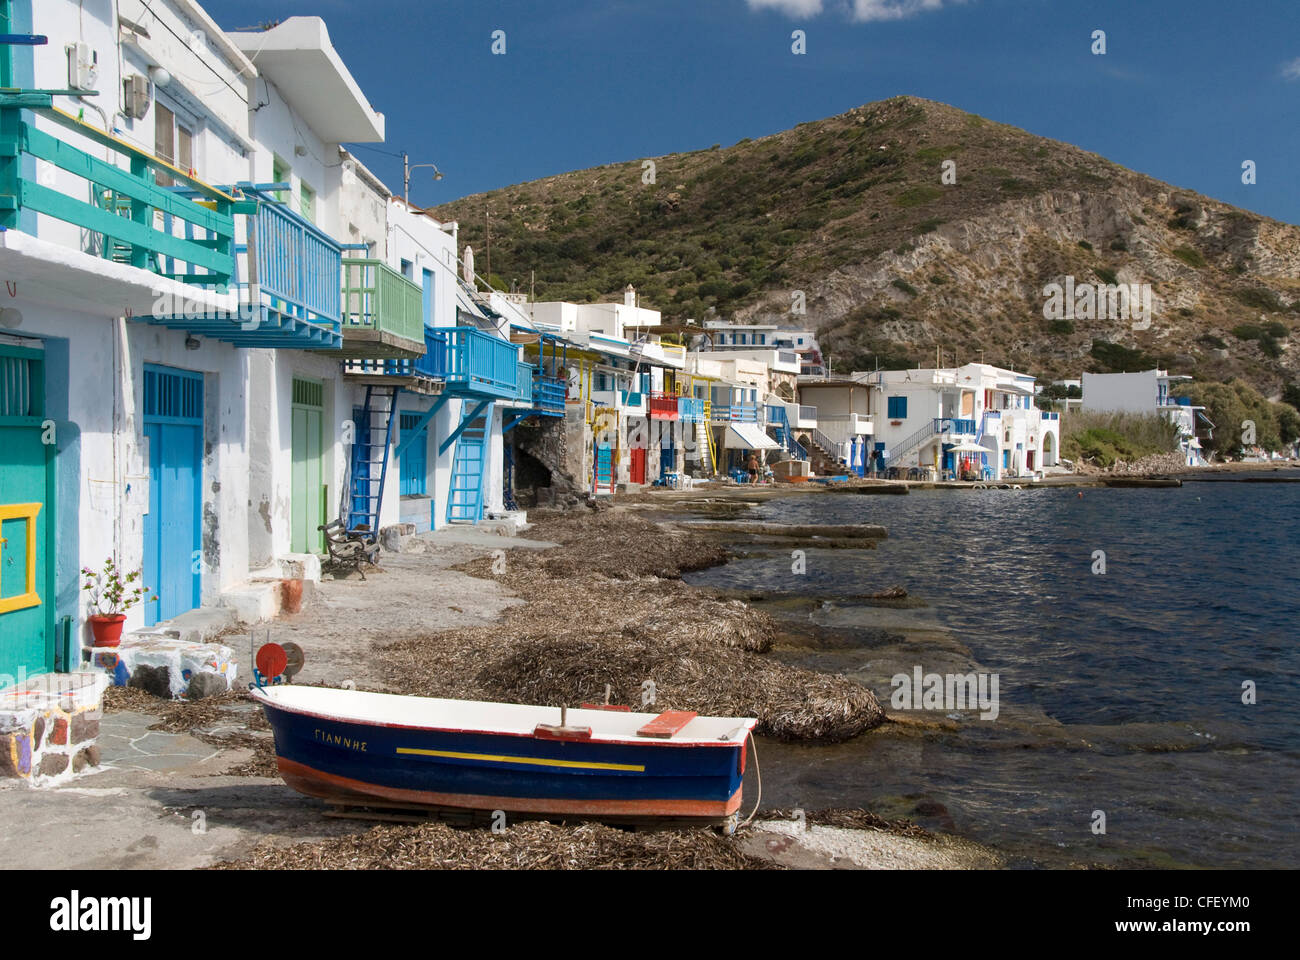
[{"x1": 624, "y1": 284, "x2": 636, "y2": 308}]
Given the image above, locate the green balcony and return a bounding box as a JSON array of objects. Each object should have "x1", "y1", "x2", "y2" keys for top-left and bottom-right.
[{"x1": 338, "y1": 258, "x2": 424, "y2": 358}]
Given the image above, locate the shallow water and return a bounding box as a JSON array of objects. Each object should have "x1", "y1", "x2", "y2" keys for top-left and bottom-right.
[{"x1": 685, "y1": 475, "x2": 1300, "y2": 868}]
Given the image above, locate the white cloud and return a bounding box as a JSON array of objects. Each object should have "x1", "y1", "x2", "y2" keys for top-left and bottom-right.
[
  {"x1": 745, "y1": 0, "x2": 965, "y2": 22},
  {"x1": 1282, "y1": 57, "x2": 1300, "y2": 80},
  {"x1": 746, "y1": 0, "x2": 826, "y2": 16},
  {"x1": 850, "y1": 0, "x2": 962, "y2": 22}
]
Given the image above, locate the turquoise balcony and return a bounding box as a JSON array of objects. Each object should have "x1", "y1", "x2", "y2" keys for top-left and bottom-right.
[{"x1": 0, "y1": 101, "x2": 235, "y2": 283}]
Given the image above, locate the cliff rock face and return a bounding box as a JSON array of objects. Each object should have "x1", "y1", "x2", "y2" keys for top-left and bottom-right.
[{"x1": 436, "y1": 97, "x2": 1300, "y2": 397}]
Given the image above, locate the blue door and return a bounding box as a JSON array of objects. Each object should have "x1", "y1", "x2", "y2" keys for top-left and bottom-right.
[
  {"x1": 399, "y1": 411, "x2": 427, "y2": 495},
  {"x1": 142, "y1": 365, "x2": 202, "y2": 626}
]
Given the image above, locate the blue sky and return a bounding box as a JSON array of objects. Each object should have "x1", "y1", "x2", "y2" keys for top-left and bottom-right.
[{"x1": 202, "y1": 0, "x2": 1300, "y2": 223}]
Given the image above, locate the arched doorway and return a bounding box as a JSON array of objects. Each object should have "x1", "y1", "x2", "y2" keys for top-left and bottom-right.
[{"x1": 1042, "y1": 432, "x2": 1057, "y2": 467}]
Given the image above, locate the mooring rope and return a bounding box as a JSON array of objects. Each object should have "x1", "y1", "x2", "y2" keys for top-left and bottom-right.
[{"x1": 740, "y1": 733, "x2": 762, "y2": 828}]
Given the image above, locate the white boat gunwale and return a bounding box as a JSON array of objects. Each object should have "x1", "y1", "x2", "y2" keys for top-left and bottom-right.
[{"x1": 251, "y1": 685, "x2": 757, "y2": 748}]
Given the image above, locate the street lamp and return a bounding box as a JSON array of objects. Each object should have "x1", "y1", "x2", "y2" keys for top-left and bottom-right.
[{"x1": 403, "y1": 152, "x2": 444, "y2": 206}]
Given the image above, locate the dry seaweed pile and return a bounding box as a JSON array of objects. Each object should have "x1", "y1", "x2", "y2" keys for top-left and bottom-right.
[
  {"x1": 211, "y1": 820, "x2": 776, "y2": 870},
  {"x1": 523, "y1": 510, "x2": 729, "y2": 578},
  {"x1": 381, "y1": 512, "x2": 884, "y2": 741}
]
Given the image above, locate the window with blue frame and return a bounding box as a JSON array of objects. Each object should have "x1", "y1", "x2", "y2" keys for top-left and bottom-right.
[
  {"x1": 887, "y1": 396, "x2": 908, "y2": 419},
  {"x1": 399, "y1": 412, "x2": 427, "y2": 496}
]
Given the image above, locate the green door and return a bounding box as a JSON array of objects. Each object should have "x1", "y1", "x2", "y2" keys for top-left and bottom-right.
[
  {"x1": 291, "y1": 378, "x2": 325, "y2": 554},
  {"x1": 0, "y1": 342, "x2": 55, "y2": 680}
]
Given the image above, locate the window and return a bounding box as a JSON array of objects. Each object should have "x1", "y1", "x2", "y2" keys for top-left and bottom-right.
[
  {"x1": 154, "y1": 103, "x2": 193, "y2": 187},
  {"x1": 272, "y1": 156, "x2": 290, "y2": 204},
  {"x1": 299, "y1": 181, "x2": 316, "y2": 223},
  {"x1": 887, "y1": 396, "x2": 908, "y2": 419},
  {"x1": 401, "y1": 259, "x2": 414, "y2": 280}
]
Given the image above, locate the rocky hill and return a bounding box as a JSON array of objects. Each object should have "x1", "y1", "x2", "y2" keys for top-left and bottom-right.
[{"x1": 432, "y1": 96, "x2": 1300, "y2": 398}]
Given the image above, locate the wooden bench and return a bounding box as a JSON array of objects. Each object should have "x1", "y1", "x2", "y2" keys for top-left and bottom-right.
[{"x1": 318, "y1": 520, "x2": 380, "y2": 580}]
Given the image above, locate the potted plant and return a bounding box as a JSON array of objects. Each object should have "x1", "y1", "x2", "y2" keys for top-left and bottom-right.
[{"x1": 82, "y1": 558, "x2": 157, "y2": 647}]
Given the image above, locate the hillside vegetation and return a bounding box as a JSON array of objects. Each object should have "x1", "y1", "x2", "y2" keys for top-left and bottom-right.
[{"x1": 434, "y1": 96, "x2": 1300, "y2": 400}]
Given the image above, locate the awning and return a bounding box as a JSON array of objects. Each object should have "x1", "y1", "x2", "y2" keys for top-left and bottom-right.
[
  {"x1": 726, "y1": 423, "x2": 780, "y2": 450},
  {"x1": 995, "y1": 382, "x2": 1034, "y2": 396}
]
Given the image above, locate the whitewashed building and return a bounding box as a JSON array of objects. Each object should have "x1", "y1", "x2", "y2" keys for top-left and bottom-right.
[
  {"x1": 859, "y1": 364, "x2": 1060, "y2": 480},
  {"x1": 0, "y1": 4, "x2": 534, "y2": 691},
  {"x1": 1081, "y1": 369, "x2": 1212, "y2": 466}
]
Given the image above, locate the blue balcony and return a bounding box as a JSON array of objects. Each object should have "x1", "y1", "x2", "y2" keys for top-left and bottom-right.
[
  {"x1": 936, "y1": 417, "x2": 977, "y2": 435},
  {"x1": 140, "y1": 190, "x2": 344, "y2": 348},
  {"x1": 711, "y1": 401, "x2": 759, "y2": 423},
  {"x1": 442, "y1": 327, "x2": 525, "y2": 399},
  {"x1": 533, "y1": 374, "x2": 566, "y2": 416},
  {"x1": 678, "y1": 397, "x2": 706, "y2": 422}
]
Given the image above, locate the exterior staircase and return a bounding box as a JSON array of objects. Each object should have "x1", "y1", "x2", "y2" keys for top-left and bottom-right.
[
  {"x1": 804, "y1": 428, "x2": 847, "y2": 476},
  {"x1": 448, "y1": 406, "x2": 490, "y2": 522},
  {"x1": 347, "y1": 385, "x2": 398, "y2": 533}
]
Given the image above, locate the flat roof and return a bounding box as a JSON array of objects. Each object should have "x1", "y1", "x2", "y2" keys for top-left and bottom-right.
[{"x1": 228, "y1": 17, "x2": 384, "y2": 143}]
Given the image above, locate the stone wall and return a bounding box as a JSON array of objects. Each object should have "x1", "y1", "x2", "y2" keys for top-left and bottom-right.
[{"x1": 0, "y1": 672, "x2": 108, "y2": 785}]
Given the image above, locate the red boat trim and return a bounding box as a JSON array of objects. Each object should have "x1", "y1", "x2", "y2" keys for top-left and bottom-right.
[
  {"x1": 253, "y1": 691, "x2": 750, "y2": 749},
  {"x1": 277, "y1": 757, "x2": 745, "y2": 819}
]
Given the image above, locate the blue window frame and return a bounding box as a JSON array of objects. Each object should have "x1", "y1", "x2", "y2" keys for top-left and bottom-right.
[{"x1": 887, "y1": 396, "x2": 907, "y2": 419}]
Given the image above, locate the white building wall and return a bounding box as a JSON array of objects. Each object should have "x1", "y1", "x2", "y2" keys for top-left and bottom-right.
[{"x1": 1081, "y1": 371, "x2": 1160, "y2": 414}]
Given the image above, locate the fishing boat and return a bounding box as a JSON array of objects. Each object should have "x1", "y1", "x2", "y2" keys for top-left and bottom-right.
[{"x1": 252, "y1": 684, "x2": 757, "y2": 827}]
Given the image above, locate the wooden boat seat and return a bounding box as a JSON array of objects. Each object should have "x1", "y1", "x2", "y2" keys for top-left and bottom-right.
[
  {"x1": 636, "y1": 710, "x2": 698, "y2": 739},
  {"x1": 580, "y1": 703, "x2": 632, "y2": 712}
]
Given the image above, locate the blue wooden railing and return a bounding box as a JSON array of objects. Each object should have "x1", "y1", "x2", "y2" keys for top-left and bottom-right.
[
  {"x1": 249, "y1": 198, "x2": 342, "y2": 328},
  {"x1": 443, "y1": 327, "x2": 523, "y2": 399},
  {"x1": 935, "y1": 417, "x2": 977, "y2": 435},
  {"x1": 515, "y1": 362, "x2": 533, "y2": 404},
  {"x1": 712, "y1": 401, "x2": 759, "y2": 423},
  {"x1": 678, "y1": 397, "x2": 706, "y2": 422},
  {"x1": 533, "y1": 374, "x2": 566, "y2": 415}
]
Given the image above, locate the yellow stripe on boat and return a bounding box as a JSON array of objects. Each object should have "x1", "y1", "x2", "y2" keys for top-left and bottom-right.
[{"x1": 395, "y1": 747, "x2": 645, "y2": 772}]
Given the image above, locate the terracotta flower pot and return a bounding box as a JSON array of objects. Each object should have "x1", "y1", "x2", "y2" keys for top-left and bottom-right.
[{"x1": 89, "y1": 614, "x2": 128, "y2": 648}]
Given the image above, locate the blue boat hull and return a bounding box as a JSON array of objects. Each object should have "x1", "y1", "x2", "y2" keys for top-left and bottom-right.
[{"x1": 259, "y1": 698, "x2": 748, "y2": 822}]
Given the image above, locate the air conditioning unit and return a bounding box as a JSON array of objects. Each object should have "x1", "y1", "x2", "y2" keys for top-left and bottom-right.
[
  {"x1": 66, "y1": 42, "x2": 99, "y2": 91},
  {"x1": 123, "y1": 74, "x2": 150, "y2": 120}
]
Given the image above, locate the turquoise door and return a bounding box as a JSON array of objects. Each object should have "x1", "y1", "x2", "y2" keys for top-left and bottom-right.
[
  {"x1": 0, "y1": 342, "x2": 55, "y2": 678},
  {"x1": 142, "y1": 365, "x2": 203, "y2": 626}
]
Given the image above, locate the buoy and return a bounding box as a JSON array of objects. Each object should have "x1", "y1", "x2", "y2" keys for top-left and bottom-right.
[{"x1": 1077, "y1": 491, "x2": 1083, "y2": 498}]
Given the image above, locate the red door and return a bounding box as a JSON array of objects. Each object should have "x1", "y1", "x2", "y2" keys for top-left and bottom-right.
[{"x1": 629, "y1": 447, "x2": 647, "y2": 484}]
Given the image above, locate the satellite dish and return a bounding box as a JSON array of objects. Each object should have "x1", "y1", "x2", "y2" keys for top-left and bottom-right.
[{"x1": 462, "y1": 246, "x2": 474, "y2": 285}]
